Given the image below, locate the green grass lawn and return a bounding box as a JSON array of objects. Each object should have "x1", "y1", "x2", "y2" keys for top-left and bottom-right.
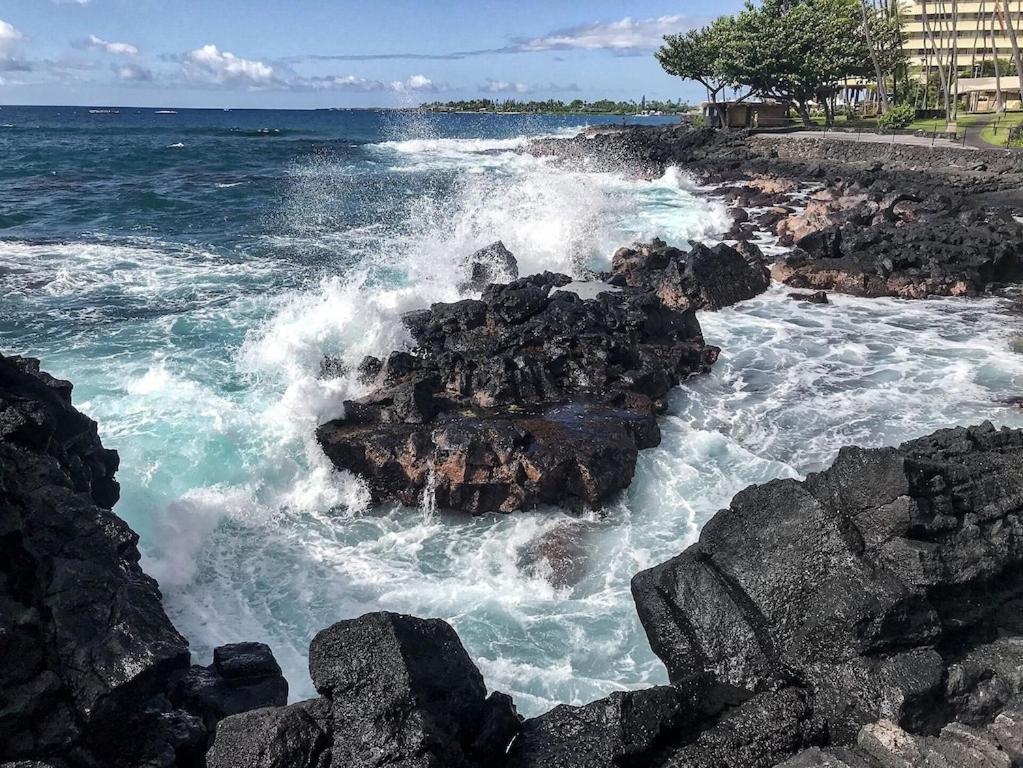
[
  {"x1": 977, "y1": 112, "x2": 1023, "y2": 147},
  {"x1": 804, "y1": 110, "x2": 1023, "y2": 146}
]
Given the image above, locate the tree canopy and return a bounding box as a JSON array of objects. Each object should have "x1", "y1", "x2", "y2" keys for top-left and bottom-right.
[
  {"x1": 656, "y1": 19, "x2": 733, "y2": 103},
  {"x1": 656, "y1": 0, "x2": 905, "y2": 126}
]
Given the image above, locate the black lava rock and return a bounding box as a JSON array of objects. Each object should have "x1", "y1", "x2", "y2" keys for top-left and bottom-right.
[
  {"x1": 317, "y1": 266, "x2": 719, "y2": 514},
  {"x1": 632, "y1": 422, "x2": 1023, "y2": 744}
]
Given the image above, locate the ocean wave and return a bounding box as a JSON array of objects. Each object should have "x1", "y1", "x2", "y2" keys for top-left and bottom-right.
[
  {"x1": 372, "y1": 135, "x2": 530, "y2": 155},
  {"x1": 11, "y1": 116, "x2": 1023, "y2": 719}
]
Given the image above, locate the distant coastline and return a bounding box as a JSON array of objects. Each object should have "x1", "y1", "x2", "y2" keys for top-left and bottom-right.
[{"x1": 421, "y1": 97, "x2": 692, "y2": 116}]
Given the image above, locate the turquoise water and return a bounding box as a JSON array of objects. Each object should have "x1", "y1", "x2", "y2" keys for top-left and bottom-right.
[{"x1": 3, "y1": 106, "x2": 1023, "y2": 715}]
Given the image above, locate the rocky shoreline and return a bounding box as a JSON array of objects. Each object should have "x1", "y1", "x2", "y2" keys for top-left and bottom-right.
[
  {"x1": 0, "y1": 354, "x2": 289, "y2": 767},
  {"x1": 531, "y1": 126, "x2": 1023, "y2": 300},
  {"x1": 5, "y1": 126, "x2": 1023, "y2": 768},
  {"x1": 6, "y1": 352, "x2": 1022, "y2": 767}
]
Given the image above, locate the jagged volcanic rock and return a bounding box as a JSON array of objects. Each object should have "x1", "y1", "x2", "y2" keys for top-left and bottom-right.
[
  {"x1": 317, "y1": 270, "x2": 719, "y2": 514},
  {"x1": 504, "y1": 684, "x2": 706, "y2": 768},
  {"x1": 632, "y1": 422, "x2": 1023, "y2": 745},
  {"x1": 207, "y1": 423, "x2": 1023, "y2": 768},
  {"x1": 608, "y1": 238, "x2": 771, "y2": 310},
  {"x1": 771, "y1": 181, "x2": 1023, "y2": 299},
  {"x1": 459, "y1": 240, "x2": 519, "y2": 293},
  {"x1": 169, "y1": 642, "x2": 289, "y2": 732},
  {"x1": 531, "y1": 126, "x2": 1023, "y2": 300},
  {"x1": 0, "y1": 353, "x2": 191, "y2": 765},
  {"x1": 205, "y1": 699, "x2": 333, "y2": 768},
  {"x1": 0, "y1": 353, "x2": 288, "y2": 767},
  {"x1": 207, "y1": 611, "x2": 520, "y2": 768},
  {"x1": 780, "y1": 705, "x2": 1023, "y2": 767}
]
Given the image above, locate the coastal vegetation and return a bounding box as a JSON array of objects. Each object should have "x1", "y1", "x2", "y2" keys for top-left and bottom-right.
[
  {"x1": 421, "y1": 97, "x2": 691, "y2": 115},
  {"x1": 657, "y1": 0, "x2": 905, "y2": 127},
  {"x1": 657, "y1": 0, "x2": 1023, "y2": 133}
]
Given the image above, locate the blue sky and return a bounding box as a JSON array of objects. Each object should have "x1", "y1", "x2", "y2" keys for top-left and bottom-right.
[{"x1": 0, "y1": 0, "x2": 739, "y2": 108}]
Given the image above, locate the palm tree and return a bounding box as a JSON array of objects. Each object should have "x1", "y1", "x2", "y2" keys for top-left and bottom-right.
[
  {"x1": 996, "y1": 0, "x2": 1023, "y2": 104},
  {"x1": 921, "y1": 0, "x2": 953, "y2": 118},
  {"x1": 860, "y1": 0, "x2": 890, "y2": 112},
  {"x1": 992, "y1": 6, "x2": 1006, "y2": 111}
]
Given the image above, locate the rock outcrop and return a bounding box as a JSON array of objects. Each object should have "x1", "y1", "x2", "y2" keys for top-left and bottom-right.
[
  {"x1": 207, "y1": 612, "x2": 521, "y2": 768},
  {"x1": 769, "y1": 180, "x2": 1023, "y2": 298},
  {"x1": 169, "y1": 642, "x2": 289, "y2": 732},
  {"x1": 781, "y1": 708, "x2": 1023, "y2": 767},
  {"x1": 632, "y1": 422, "x2": 1023, "y2": 747},
  {"x1": 0, "y1": 354, "x2": 286, "y2": 767},
  {"x1": 607, "y1": 238, "x2": 771, "y2": 311},
  {"x1": 530, "y1": 125, "x2": 1023, "y2": 299},
  {"x1": 212, "y1": 424, "x2": 1023, "y2": 768},
  {"x1": 317, "y1": 265, "x2": 721, "y2": 515},
  {"x1": 460, "y1": 240, "x2": 519, "y2": 293}
]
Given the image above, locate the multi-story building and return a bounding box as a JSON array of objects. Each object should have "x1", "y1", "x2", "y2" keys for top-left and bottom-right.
[
  {"x1": 899, "y1": 0, "x2": 1023, "y2": 109},
  {"x1": 901, "y1": 0, "x2": 1023, "y2": 68}
]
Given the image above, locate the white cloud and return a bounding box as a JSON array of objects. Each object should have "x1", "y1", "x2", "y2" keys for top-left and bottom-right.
[
  {"x1": 516, "y1": 15, "x2": 695, "y2": 53},
  {"x1": 182, "y1": 44, "x2": 276, "y2": 87},
  {"x1": 86, "y1": 34, "x2": 139, "y2": 56},
  {"x1": 0, "y1": 20, "x2": 23, "y2": 54},
  {"x1": 114, "y1": 63, "x2": 152, "y2": 81},
  {"x1": 395, "y1": 74, "x2": 436, "y2": 92},
  {"x1": 481, "y1": 79, "x2": 532, "y2": 94},
  {"x1": 297, "y1": 73, "x2": 440, "y2": 93}
]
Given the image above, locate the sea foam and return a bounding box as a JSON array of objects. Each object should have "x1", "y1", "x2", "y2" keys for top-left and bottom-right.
[{"x1": 5, "y1": 125, "x2": 1023, "y2": 718}]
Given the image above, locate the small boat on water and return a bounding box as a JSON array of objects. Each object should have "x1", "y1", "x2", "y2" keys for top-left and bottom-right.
[
  {"x1": 155, "y1": 110, "x2": 178, "y2": 115},
  {"x1": 89, "y1": 109, "x2": 120, "y2": 115}
]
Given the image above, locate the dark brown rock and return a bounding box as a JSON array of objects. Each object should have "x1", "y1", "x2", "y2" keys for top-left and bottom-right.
[
  {"x1": 610, "y1": 239, "x2": 770, "y2": 311},
  {"x1": 317, "y1": 268, "x2": 718, "y2": 514}
]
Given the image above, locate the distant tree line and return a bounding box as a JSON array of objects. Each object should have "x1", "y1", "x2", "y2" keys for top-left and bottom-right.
[{"x1": 421, "y1": 98, "x2": 692, "y2": 115}]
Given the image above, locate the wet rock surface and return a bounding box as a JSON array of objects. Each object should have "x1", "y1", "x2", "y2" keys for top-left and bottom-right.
[
  {"x1": 208, "y1": 612, "x2": 521, "y2": 768},
  {"x1": 8, "y1": 352, "x2": 1020, "y2": 768},
  {"x1": 208, "y1": 424, "x2": 1023, "y2": 768},
  {"x1": 607, "y1": 238, "x2": 770, "y2": 311},
  {"x1": 780, "y1": 707, "x2": 1023, "y2": 767},
  {"x1": 460, "y1": 240, "x2": 519, "y2": 293},
  {"x1": 769, "y1": 180, "x2": 1023, "y2": 298},
  {"x1": 169, "y1": 642, "x2": 289, "y2": 732},
  {"x1": 633, "y1": 422, "x2": 1023, "y2": 748},
  {"x1": 530, "y1": 125, "x2": 1023, "y2": 299},
  {"x1": 317, "y1": 262, "x2": 723, "y2": 514},
  {"x1": 0, "y1": 354, "x2": 288, "y2": 767}
]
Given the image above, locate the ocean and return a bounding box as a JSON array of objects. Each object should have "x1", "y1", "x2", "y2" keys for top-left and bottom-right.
[{"x1": 2, "y1": 105, "x2": 1023, "y2": 715}]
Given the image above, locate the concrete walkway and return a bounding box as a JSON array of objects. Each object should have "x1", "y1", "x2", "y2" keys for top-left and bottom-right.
[{"x1": 771, "y1": 129, "x2": 975, "y2": 150}]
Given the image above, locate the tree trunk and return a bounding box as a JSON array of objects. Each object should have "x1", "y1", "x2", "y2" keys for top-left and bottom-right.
[
  {"x1": 999, "y1": 0, "x2": 1023, "y2": 103},
  {"x1": 993, "y1": 8, "x2": 1006, "y2": 111},
  {"x1": 950, "y1": 0, "x2": 959, "y2": 119},
  {"x1": 922, "y1": 0, "x2": 952, "y2": 119},
  {"x1": 796, "y1": 102, "x2": 813, "y2": 127},
  {"x1": 891, "y1": 0, "x2": 909, "y2": 104},
  {"x1": 860, "y1": 0, "x2": 890, "y2": 112}
]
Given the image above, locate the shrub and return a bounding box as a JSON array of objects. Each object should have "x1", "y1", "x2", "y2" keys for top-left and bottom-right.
[
  {"x1": 1008, "y1": 124, "x2": 1023, "y2": 148},
  {"x1": 877, "y1": 104, "x2": 916, "y2": 130}
]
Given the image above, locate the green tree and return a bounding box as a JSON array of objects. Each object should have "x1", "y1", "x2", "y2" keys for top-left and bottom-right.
[
  {"x1": 656, "y1": 20, "x2": 733, "y2": 126},
  {"x1": 717, "y1": 0, "x2": 875, "y2": 127}
]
